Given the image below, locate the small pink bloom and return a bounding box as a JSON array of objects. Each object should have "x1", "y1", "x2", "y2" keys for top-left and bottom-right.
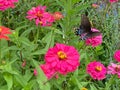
[
  {"x1": 107, "y1": 63, "x2": 120, "y2": 78},
  {"x1": 22, "y1": 60, "x2": 26, "y2": 67},
  {"x1": 92, "y1": 4, "x2": 99, "y2": 8},
  {"x1": 0, "y1": 0, "x2": 18, "y2": 11},
  {"x1": 114, "y1": 50, "x2": 120, "y2": 62},
  {"x1": 86, "y1": 61, "x2": 107, "y2": 80},
  {"x1": 34, "y1": 69, "x2": 37, "y2": 76},
  {"x1": 53, "y1": 12, "x2": 64, "y2": 21},
  {"x1": 26, "y1": 5, "x2": 54, "y2": 26},
  {"x1": 85, "y1": 28, "x2": 102, "y2": 47},
  {"x1": 45, "y1": 43, "x2": 80, "y2": 75},
  {"x1": 109, "y1": 0, "x2": 118, "y2": 3}
]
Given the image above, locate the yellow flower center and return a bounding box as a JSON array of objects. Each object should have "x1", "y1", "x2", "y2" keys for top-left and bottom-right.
[
  {"x1": 115, "y1": 65, "x2": 120, "y2": 72},
  {"x1": 57, "y1": 51, "x2": 67, "y2": 60},
  {"x1": 95, "y1": 66, "x2": 102, "y2": 72},
  {"x1": 39, "y1": 21, "x2": 43, "y2": 25},
  {"x1": 81, "y1": 87, "x2": 88, "y2": 90},
  {"x1": 0, "y1": 28, "x2": 2, "y2": 32},
  {"x1": 36, "y1": 11, "x2": 43, "y2": 17}
]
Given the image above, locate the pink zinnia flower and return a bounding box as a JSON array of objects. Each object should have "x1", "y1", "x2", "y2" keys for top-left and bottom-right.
[
  {"x1": 0, "y1": 26, "x2": 12, "y2": 40},
  {"x1": 53, "y1": 12, "x2": 64, "y2": 21},
  {"x1": 40, "y1": 64, "x2": 56, "y2": 79},
  {"x1": 26, "y1": 5, "x2": 54, "y2": 26},
  {"x1": 45, "y1": 43, "x2": 80, "y2": 75},
  {"x1": 85, "y1": 28, "x2": 102, "y2": 47},
  {"x1": 114, "y1": 50, "x2": 120, "y2": 62},
  {"x1": 0, "y1": 0, "x2": 18, "y2": 11},
  {"x1": 109, "y1": 0, "x2": 118, "y2": 3},
  {"x1": 107, "y1": 63, "x2": 120, "y2": 78},
  {"x1": 86, "y1": 61, "x2": 107, "y2": 80},
  {"x1": 34, "y1": 64, "x2": 56, "y2": 79}
]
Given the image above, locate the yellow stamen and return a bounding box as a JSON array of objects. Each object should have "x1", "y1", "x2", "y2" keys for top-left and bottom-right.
[
  {"x1": 81, "y1": 87, "x2": 88, "y2": 90},
  {"x1": 36, "y1": 11, "x2": 42, "y2": 17},
  {"x1": 0, "y1": 28, "x2": 2, "y2": 32},
  {"x1": 39, "y1": 21, "x2": 43, "y2": 25},
  {"x1": 57, "y1": 51, "x2": 67, "y2": 60},
  {"x1": 95, "y1": 66, "x2": 102, "y2": 72}
]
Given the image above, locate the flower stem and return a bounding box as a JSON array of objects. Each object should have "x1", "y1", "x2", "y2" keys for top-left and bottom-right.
[
  {"x1": 35, "y1": 26, "x2": 40, "y2": 44},
  {"x1": 0, "y1": 40, "x2": 1, "y2": 62}
]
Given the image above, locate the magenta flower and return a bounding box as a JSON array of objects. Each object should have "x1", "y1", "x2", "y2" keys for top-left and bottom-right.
[
  {"x1": 107, "y1": 63, "x2": 120, "y2": 78},
  {"x1": 85, "y1": 28, "x2": 102, "y2": 47},
  {"x1": 109, "y1": 0, "x2": 118, "y2": 3},
  {"x1": 114, "y1": 50, "x2": 120, "y2": 62},
  {"x1": 34, "y1": 64, "x2": 56, "y2": 79},
  {"x1": 40, "y1": 64, "x2": 56, "y2": 79},
  {"x1": 45, "y1": 43, "x2": 80, "y2": 75},
  {"x1": 26, "y1": 5, "x2": 54, "y2": 26},
  {"x1": 0, "y1": 0, "x2": 18, "y2": 11},
  {"x1": 86, "y1": 61, "x2": 107, "y2": 80}
]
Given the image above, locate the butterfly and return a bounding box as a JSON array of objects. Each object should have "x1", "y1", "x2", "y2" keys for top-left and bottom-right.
[{"x1": 75, "y1": 14, "x2": 101, "y2": 40}]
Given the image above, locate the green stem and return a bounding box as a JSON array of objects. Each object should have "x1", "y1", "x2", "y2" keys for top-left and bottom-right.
[
  {"x1": 0, "y1": 40, "x2": 1, "y2": 62},
  {"x1": 35, "y1": 26, "x2": 40, "y2": 44}
]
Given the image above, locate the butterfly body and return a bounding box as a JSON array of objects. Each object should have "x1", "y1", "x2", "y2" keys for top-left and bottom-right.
[{"x1": 76, "y1": 14, "x2": 101, "y2": 40}]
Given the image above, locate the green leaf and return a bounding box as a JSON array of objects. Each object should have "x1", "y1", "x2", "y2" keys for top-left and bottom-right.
[
  {"x1": 3, "y1": 73, "x2": 13, "y2": 90},
  {"x1": 14, "y1": 74, "x2": 27, "y2": 87},
  {"x1": 31, "y1": 49, "x2": 47, "y2": 55},
  {"x1": 3, "y1": 59, "x2": 18, "y2": 75},
  {"x1": 20, "y1": 27, "x2": 34, "y2": 37},
  {"x1": 0, "y1": 85, "x2": 8, "y2": 90},
  {"x1": 32, "y1": 59, "x2": 50, "y2": 90},
  {"x1": 22, "y1": 80, "x2": 36, "y2": 90},
  {"x1": 90, "y1": 84, "x2": 97, "y2": 90},
  {"x1": 42, "y1": 30, "x2": 55, "y2": 50}
]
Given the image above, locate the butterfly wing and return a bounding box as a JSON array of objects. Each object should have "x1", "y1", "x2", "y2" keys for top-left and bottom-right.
[
  {"x1": 76, "y1": 14, "x2": 101, "y2": 40},
  {"x1": 86, "y1": 32, "x2": 101, "y2": 38},
  {"x1": 80, "y1": 14, "x2": 91, "y2": 34}
]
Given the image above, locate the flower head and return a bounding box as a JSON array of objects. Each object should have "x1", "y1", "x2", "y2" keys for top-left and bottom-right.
[
  {"x1": 40, "y1": 64, "x2": 56, "y2": 79},
  {"x1": 85, "y1": 28, "x2": 102, "y2": 47},
  {"x1": 0, "y1": 26, "x2": 11, "y2": 40},
  {"x1": 34, "y1": 64, "x2": 56, "y2": 79},
  {"x1": 109, "y1": 0, "x2": 118, "y2": 3},
  {"x1": 45, "y1": 43, "x2": 80, "y2": 75},
  {"x1": 0, "y1": 0, "x2": 18, "y2": 11},
  {"x1": 81, "y1": 87, "x2": 88, "y2": 90},
  {"x1": 114, "y1": 50, "x2": 120, "y2": 62},
  {"x1": 86, "y1": 61, "x2": 107, "y2": 80},
  {"x1": 26, "y1": 5, "x2": 54, "y2": 26},
  {"x1": 53, "y1": 12, "x2": 64, "y2": 21},
  {"x1": 92, "y1": 4, "x2": 99, "y2": 8},
  {"x1": 107, "y1": 63, "x2": 120, "y2": 78}
]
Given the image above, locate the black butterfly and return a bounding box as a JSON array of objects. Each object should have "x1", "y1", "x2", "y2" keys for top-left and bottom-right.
[{"x1": 75, "y1": 14, "x2": 101, "y2": 40}]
